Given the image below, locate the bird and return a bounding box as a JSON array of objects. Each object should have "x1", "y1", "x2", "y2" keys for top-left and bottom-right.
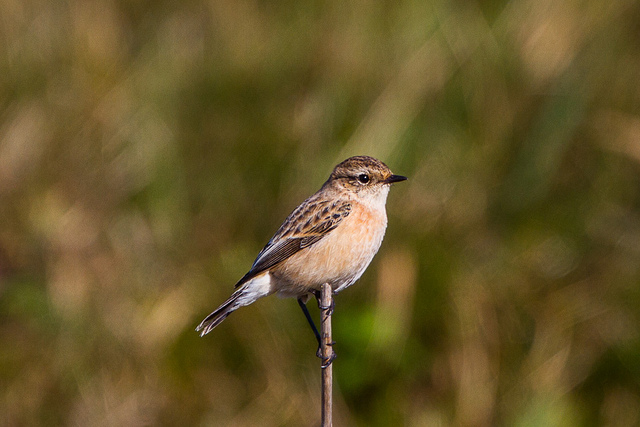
[{"x1": 196, "y1": 156, "x2": 407, "y2": 354}]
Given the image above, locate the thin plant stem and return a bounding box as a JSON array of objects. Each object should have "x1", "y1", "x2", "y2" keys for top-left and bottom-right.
[{"x1": 320, "y1": 283, "x2": 333, "y2": 427}]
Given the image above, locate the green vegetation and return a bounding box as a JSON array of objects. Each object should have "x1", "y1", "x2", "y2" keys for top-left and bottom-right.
[{"x1": 1, "y1": 0, "x2": 639, "y2": 425}]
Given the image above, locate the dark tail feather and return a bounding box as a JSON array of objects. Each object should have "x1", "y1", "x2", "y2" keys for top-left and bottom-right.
[{"x1": 196, "y1": 290, "x2": 242, "y2": 336}]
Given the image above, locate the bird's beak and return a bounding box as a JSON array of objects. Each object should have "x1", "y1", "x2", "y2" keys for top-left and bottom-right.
[{"x1": 384, "y1": 174, "x2": 408, "y2": 184}]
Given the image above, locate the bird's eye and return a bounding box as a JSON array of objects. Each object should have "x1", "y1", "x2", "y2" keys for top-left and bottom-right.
[{"x1": 357, "y1": 174, "x2": 370, "y2": 184}]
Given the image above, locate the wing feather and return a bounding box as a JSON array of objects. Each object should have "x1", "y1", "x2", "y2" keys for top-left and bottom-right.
[{"x1": 234, "y1": 198, "x2": 351, "y2": 287}]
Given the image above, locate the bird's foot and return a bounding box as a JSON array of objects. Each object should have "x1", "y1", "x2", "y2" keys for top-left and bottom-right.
[
  {"x1": 321, "y1": 350, "x2": 337, "y2": 369},
  {"x1": 316, "y1": 341, "x2": 336, "y2": 368},
  {"x1": 316, "y1": 297, "x2": 335, "y2": 316}
]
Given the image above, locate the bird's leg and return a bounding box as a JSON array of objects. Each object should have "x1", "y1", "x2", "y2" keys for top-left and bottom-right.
[
  {"x1": 297, "y1": 296, "x2": 337, "y2": 366},
  {"x1": 314, "y1": 289, "x2": 337, "y2": 368},
  {"x1": 298, "y1": 297, "x2": 321, "y2": 347}
]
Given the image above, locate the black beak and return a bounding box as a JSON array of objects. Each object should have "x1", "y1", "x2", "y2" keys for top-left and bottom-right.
[{"x1": 385, "y1": 174, "x2": 408, "y2": 184}]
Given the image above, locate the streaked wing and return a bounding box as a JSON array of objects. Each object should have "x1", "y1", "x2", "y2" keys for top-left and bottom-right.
[{"x1": 234, "y1": 198, "x2": 351, "y2": 287}]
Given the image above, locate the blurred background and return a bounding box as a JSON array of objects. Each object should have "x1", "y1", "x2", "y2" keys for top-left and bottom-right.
[{"x1": 1, "y1": 0, "x2": 640, "y2": 425}]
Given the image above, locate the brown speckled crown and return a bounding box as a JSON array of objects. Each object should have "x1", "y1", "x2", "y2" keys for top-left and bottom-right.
[{"x1": 329, "y1": 156, "x2": 392, "y2": 181}]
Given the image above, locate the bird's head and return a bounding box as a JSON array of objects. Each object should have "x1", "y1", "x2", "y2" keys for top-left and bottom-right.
[{"x1": 326, "y1": 156, "x2": 407, "y2": 202}]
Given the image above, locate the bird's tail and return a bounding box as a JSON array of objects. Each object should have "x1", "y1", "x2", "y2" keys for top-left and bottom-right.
[
  {"x1": 196, "y1": 291, "x2": 242, "y2": 336},
  {"x1": 196, "y1": 273, "x2": 271, "y2": 337}
]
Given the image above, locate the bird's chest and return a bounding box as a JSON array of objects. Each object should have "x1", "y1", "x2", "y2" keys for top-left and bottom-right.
[
  {"x1": 272, "y1": 203, "x2": 388, "y2": 295},
  {"x1": 303, "y1": 204, "x2": 387, "y2": 287},
  {"x1": 326, "y1": 205, "x2": 387, "y2": 265}
]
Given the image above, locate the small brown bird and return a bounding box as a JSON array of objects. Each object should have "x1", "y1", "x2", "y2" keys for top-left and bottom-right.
[{"x1": 197, "y1": 156, "x2": 406, "y2": 346}]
